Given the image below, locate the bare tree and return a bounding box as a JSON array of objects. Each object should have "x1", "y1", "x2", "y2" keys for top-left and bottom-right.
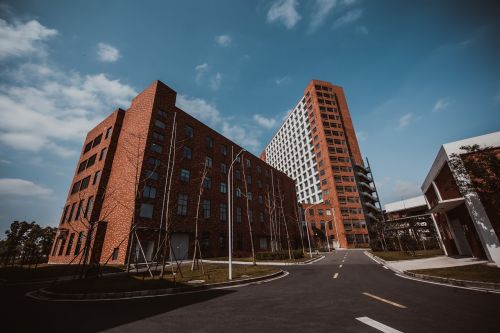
[{"x1": 241, "y1": 155, "x2": 256, "y2": 265}]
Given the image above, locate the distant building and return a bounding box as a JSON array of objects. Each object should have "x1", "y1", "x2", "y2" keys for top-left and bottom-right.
[
  {"x1": 262, "y1": 80, "x2": 382, "y2": 249},
  {"x1": 48, "y1": 80, "x2": 300, "y2": 265},
  {"x1": 422, "y1": 132, "x2": 500, "y2": 266},
  {"x1": 381, "y1": 195, "x2": 442, "y2": 252}
]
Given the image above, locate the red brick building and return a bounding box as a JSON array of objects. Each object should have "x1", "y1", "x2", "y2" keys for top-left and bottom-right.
[
  {"x1": 262, "y1": 80, "x2": 381, "y2": 249},
  {"x1": 422, "y1": 132, "x2": 500, "y2": 266},
  {"x1": 49, "y1": 80, "x2": 301, "y2": 265}
]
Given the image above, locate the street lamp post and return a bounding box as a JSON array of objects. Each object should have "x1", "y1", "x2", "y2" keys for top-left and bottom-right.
[
  {"x1": 304, "y1": 201, "x2": 329, "y2": 254},
  {"x1": 228, "y1": 147, "x2": 246, "y2": 280}
]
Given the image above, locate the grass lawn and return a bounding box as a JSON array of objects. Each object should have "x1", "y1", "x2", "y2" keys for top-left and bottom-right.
[
  {"x1": 48, "y1": 264, "x2": 279, "y2": 294},
  {"x1": 410, "y1": 264, "x2": 500, "y2": 283},
  {"x1": 371, "y1": 249, "x2": 443, "y2": 261},
  {"x1": 0, "y1": 264, "x2": 124, "y2": 282}
]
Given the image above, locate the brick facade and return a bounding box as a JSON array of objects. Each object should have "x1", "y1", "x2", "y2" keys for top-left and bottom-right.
[{"x1": 49, "y1": 80, "x2": 300, "y2": 265}]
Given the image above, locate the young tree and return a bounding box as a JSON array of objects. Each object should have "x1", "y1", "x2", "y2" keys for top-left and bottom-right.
[{"x1": 241, "y1": 155, "x2": 256, "y2": 265}]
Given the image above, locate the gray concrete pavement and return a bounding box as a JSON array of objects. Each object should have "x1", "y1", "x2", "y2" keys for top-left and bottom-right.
[{"x1": 2, "y1": 249, "x2": 500, "y2": 332}]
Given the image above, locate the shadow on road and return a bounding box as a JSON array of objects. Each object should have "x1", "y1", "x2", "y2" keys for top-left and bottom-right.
[{"x1": 2, "y1": 284, "x2": 235, "y2": 332}]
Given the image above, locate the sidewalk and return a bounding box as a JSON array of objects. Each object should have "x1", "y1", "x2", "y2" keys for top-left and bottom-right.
[{"x1": 385, "y1": 255, "x2": 488, "y2": 273}]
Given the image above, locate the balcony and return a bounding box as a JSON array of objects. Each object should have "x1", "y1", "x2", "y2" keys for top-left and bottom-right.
[
  {"x1": 356, "y1": 172, "x2": 372, "y2": 182},
  {"x1": 359, "y1": 181, "x2": 375, "y2": 192},
  {"x1": 361, "y1": 191, "x2": 378, "y2": 202},
  {"x1": 354, "y1": 163, "x2": 371, "y2": 173},
  {"x1": 364, "y1": 202, "x2": 381, "y2": 212}
]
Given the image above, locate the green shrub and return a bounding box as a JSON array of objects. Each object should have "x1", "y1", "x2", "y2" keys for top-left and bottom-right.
[{"x1": 255, "y1": 249, "x2": 304, "y2": 261}]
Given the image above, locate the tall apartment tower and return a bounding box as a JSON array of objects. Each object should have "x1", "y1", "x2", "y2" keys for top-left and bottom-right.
[{"x1": 262, "y1": 80, "x2": 379, "y2": 249}]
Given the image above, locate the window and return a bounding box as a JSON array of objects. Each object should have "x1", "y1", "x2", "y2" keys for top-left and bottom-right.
[
  {"x1": 92, "y1": 134, "x2": 102, "y2": 147},
  {"x1": 65, "y1": 233, "x2": 75, "y2": 256},
  {"x1": 235, "y1": 187, "x2": 241, "y2": 197},
  {"x1": 143, "y1": 186, "x2": 157, "y2": 198},
  {"x1": 205, "y1": 156, "x2": 212, "y2": 168},
  {"x1": 80, "y1": 176, "x2": 90, "y2": 190},
  {"x1": 257, "y1": 165, "x2": 261, "y2": 173},
  {"x1": 58, "y1": 236, "x2": 66, "y2": 256},
  {"x1": 93, "y1": 170, "x2": 101, "y2": 185},
  {"x1": 145, "y1": 170, "x2": 159, "y2": 180},
  {"x1": 84, "y1": 141, "x2": 92, "y2": 153},
  {"x1": 235, "y1": 170, "x2": 241, "y2": 180},
  {"x1": 151, "y1": 143, "x2": 163, "y2": 153},
  {"x1": 61, "y1": 205, "x2": 69, "y2": 224},
  {"x1": 180, "y1": 169, "x2": 190, "y2": 182},
  {"x1": 220, "y1": 163, "x2": 227, "y2": 174},
  {"x1": 257, "y1": 180, "x2": 262, "y2": 188},
  {"x1": 220, "y1": 182, "x2": 227, "y2": 193},
  {"x1": 202, "y1": 199, "x2": 211, "y2": 218},
  {"x1": 105, "y1": 127, "x2": 112, "y2": 139},
  {"x1": 249, "y1": 210, "x2": 253, "y2": 223},
  {"x1": 245, "y1": 159, "x2": 251, "y2": 168},
  {"x1": 78, "y1": 161, "x2": 87, "y2": 173},
  {"x1": 236, "y1": 207, "x2": 242, "y2": 223},
  {"x1": 153, "y1": 132, "x2": 164, "y2": 141},
  {"x1": 157, "y1": 108, "x2": 167, "y2": 118},
  {"x1": 183, "y1": 146, "x2": 192, "y2": 159},
  {"x1": 68, "y1": 203, "x2": 76, "y2": 222},
  {"x1": 74, "y1": 232, "x2": 83, "y2": 255},
  {"x1": 328, "y1": 221, "x2": 333, "y2": 230},
  {"x1": 112, "y1": 248, "x2": 119, "y2": 260},
  {"x1": 99, "y1": 147, "x2": 107, "y2": 161},
  {"x1": 86, "y1": 154, "x2": 97, "y2": 168},
  {"x1": 140, "y1": 203, "x2": 154, "y2": 218},
  {"x1": 220, "y1": 204, "x2": 227, "y2": 222},
  {"x1": 258, "y1": 195, "x2": 263, "y2": 204},
  {"x1": 71, "y1": 181, "x2": 81, "y2": 194},
  {"x1": 84, "y1": 196, "x2": 94, "y2": 218},
  {"x1": 203, "y1": 177, "x2": 212, "y2": 189},
  {"x1": 177, "y1": 194, "x2": 188, "y2": 215},
  {"x1": 206, "y1": 136, "x2": 214, "y2": 148},
  {"x1": 148, "y1": 157, "x2": 160, "y2": 167},
  {"x1": 220, "y1": 144, "x2": 228, "y2": 156},
  {"x1": 259, "y1": 212, "x2": 264, "y2": 223},
  {"x1": 185, "y1": 125, "x2": 194, "y2": 138},
  {"x1": 246, "y1": 175, "x2": 252, "y2": 184},
  {"x1": 155, "y1": 119, "x2": 166, "y2": 129},
  {"x1": 75, "y1": 199, "x2": 84, "y2": 220},
  {"x1": 247, "y1": 192, "x2": 253, "y2": 201}
]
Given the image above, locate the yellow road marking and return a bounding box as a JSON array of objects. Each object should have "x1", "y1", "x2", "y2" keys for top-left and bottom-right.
[
  {"x1": 333, "y1": 273, "x2": 339, "y2": 279},
  {"x1": 362, "y1": 292, "x2": 407, "y2": 309}
]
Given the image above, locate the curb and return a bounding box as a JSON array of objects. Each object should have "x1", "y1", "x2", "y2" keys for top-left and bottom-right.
[
  {"x1": 30, "y1": 270, "x2": 286, "y2": 301},
  {"x1": 403, "y1": 271, "x2": 500, "y2": 291},
  {"x1": 363, "y1": 251, "x2": 402, "y2": 273},
  {"x1": 202, "y1": 255, "x2": 325, "y2": 266}
]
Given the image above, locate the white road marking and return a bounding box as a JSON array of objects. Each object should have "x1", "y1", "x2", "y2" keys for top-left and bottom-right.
[
  {"x1": 362, "y1": 292, "x2": 407, "y2": 309},
  {"x1": 339, "y1": 264, "x2": 343, "y2": 268},
  {"x1": 383, "y1": 266, "x2": 389, "y2": 269},
  {"x1": 342, "y1": 259, "x2": 345, "y2": 263},
  {"x1": 333, "y1": 273, "x2": 339, "y2": 279},
  {"x1": 356, "y1": 316, "x2": 403, "y2": 333}
]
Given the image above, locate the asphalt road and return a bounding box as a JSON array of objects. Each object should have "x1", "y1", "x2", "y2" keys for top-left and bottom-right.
[{"x1": 3, "y1": 250, "x2": 500, "y2": 332}]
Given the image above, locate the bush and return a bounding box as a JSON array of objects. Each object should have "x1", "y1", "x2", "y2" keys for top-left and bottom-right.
[{"x1": 255, "y1": 249, "x2": 304, "y2": 261}]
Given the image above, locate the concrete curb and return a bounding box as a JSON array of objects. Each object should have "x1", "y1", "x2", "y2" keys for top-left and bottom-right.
[
  {"x1": 30, "y1": 270, "x2": 286, "y2": 301},
  {"x1": 201, "y1": 255, "x2": 325, "y2": 266},
  {"x1": 403, "y1": 271, "x2": 500, "y2": 291},
  {"x1": 363, "y1": 251, "x2": 402, "y2": 274}
]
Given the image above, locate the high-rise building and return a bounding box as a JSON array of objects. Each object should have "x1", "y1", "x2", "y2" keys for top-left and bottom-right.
[
  {"x1": 262, "y1": 80, "x2": 381, "y2": 249},
  {"x1": 48, "y1": 80, "x2": 300, "y2": 265}
]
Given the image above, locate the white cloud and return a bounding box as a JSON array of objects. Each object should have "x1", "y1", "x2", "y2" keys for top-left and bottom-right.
[
  {"x1": 96, "y1": 42, "x2": 120, "y2": 62},
  {"x1": 0, "y1": 178, "x2": 53, "y2": 196},
  {"x1": 210, "y1": 72, "x2": 222, "y2": 91},
  {"x1": 267, "y1": 0, "x2": 301, "y2": 29},
  {"x1": 356, "y1": 131, "x2": 366, "y2": 142},
  {"x1": 176, "y1": 95, "x2": 261, "y2": 152},
  {"x1": 0, "y1": 18, "x2": 57, "y2": 59},
  {"x1": 176, "y1": 94, "x2": 221, "y2": 126},
  {"x1": 392, "y1": 180, "x2": 422, "y2": 200},
  {"x1": 0, "y1": 63, "x2": 136, "y2": 157},
  {"x1": 397, "y1": 113, "x2": 413, "y2": 129},
  {"x1": 275, "y1": 75, "x2": 292, "y2": 86},
  {"x1": 433, "y1": 98, "x2": 450, "y2": 112},
  {"x1": 194, "y1": 63, "x2": 208, "y2": 84},
  {"x1": 253, "y1": 114, "x2": 278, "y2": 129},
  {"x1": 356, "y1": 25, "x2": 368, "y2": 35},
  {"x1": 0, "y1": 159, "x2": 12, "y2": 164},
  {"x1": 215, "y1": 34, "x2": 232, "y2": 47},
  {"x1": 332, "y1": 8, "x2": 363, "y2": 30},
  {"x1": 496, "y1": 92, "x2": 500, "y2": 101},
  {"x1": 309, "y1": 0, "x2": 337, "y2": 33}
]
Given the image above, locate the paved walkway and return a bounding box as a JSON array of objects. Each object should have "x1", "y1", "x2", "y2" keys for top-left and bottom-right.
[{"x1": 385, "y1": 255, "x2": 488, "y2": 272}]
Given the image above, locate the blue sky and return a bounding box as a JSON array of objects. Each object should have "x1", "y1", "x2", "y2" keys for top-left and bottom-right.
[{"x1": 0, "y1": 0, "x2": 499, "y2": 233}]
